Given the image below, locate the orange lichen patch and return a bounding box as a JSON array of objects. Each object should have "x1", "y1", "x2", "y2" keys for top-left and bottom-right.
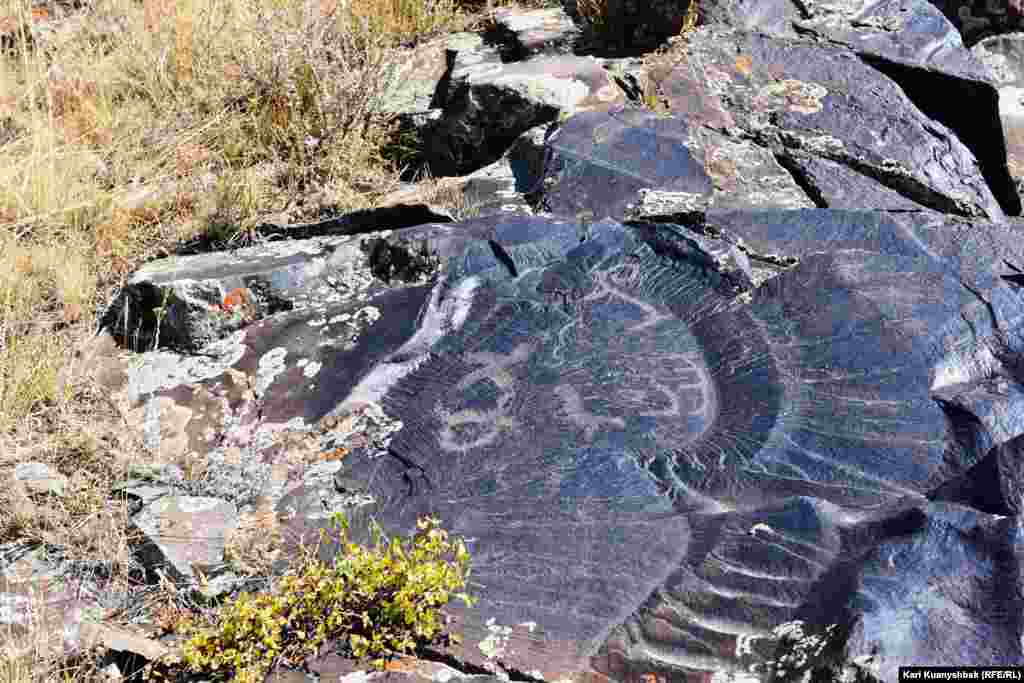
[
  {"x1": 383, "y1": 658, "x2": 415, "y2": 672},
  {"x1": 317, "y1": 446, "x2": 349, "y2": 463},
  {"x1": 221, "y1": 287, "x2": 253, "y2": 311},
  {"x1": 735, "y1": 54, "x2": 753, "y2": 76},
  {"x1": 381, "y1": 656, "x2": 445, "y2": 676}
]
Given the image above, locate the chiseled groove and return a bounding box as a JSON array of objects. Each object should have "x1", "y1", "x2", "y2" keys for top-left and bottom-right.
[
  {"x1": 690, "y1": 570, "x2": 805, "y2": 609},
  {"x1": 704, "y1": 553, "x2": 815, "y2": 582},
  {"x1": 714, "y1": 537, "x2": 831, "y2": 576},
  {"x1": 627, "y1": 602, "x2": 776, "y2": 673},
  {"x1": 775, "y1": 432, "x2": 925, "y2": 497},
  {"x1": 657, "y1": 590, "x2": 789, "y2": 638},
  {"x1": 481, "y1": 594, "x2": 614, "y2": 629},
  {"x1": 473, "y1": 550, "x2": 609, "y2": 572},
  {"x1": 632, "y1": 625, "x2": 739, "y2": 673},
  {"x1": 706, "y1": 550, "x2": 821, "y2": 582},
  {"x1": 548, "y1": 144, "x2": 664, "y2": 187},
  {"x1": 733, "y1": 529, "x2": 836, "y2": 563}
]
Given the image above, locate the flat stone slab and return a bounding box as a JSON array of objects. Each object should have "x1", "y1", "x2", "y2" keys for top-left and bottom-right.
[{"x1": 254, "y1": 207, "x2": 1024, "y2": 678}]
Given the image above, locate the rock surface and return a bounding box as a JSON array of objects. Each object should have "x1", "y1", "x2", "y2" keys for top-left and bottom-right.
[{"x1": 8, "y1": 0, "x2": 1024, "y2": 682}]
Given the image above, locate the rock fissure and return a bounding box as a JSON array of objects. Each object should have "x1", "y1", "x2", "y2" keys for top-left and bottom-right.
[{"x1": 773, "y1": 151, "x2": 832, "y2": 209}]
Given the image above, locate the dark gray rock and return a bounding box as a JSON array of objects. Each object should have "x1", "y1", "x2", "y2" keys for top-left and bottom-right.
[
  {"x1": 929, "y1": 432, "x2": 1024, "y2": 514},
  {"x1": 829, "y1": 503, "x2": 1024, "y2": 682},
  {"x1": 671, "y1": 28, "x2": 1005, "y2": 220},
  {"x1": 15, "y1": 1, "x2": 1024, "y2": 681},
  {"x1": 973, "y1": 32, "x2": 1024, "y2": 206}
]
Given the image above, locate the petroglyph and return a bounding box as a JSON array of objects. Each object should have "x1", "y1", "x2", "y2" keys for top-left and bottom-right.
[
  {"x1": 552, "y1": 383, "x2": 627, "y2": 442},
  {"x1": 434, "y1": 251, "x2": 718, "y2": 456},
  {"x1": 436, "y1": 344, "x2": 533, "y2": 453}
]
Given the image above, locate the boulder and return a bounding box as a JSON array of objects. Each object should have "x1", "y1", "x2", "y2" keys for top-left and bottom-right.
[
  {"x1": 10, "y1": 1, "x2": 1024, "y2": 682},
  {"x1": 973, "y1": 32, "x2": 1024, "y2": 202}
]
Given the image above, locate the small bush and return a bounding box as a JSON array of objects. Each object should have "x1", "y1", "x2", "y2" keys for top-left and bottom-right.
[{"x1": 142, "y1": 513, "x2": 475, "y2": 683}]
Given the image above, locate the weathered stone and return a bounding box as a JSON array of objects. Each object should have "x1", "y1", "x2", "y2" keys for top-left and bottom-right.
[
  {"x1": 129, "y1": 496, "x2": 239, "y2": 583},
  {"x1": 489, "y1": 6, "x2": 582, "y2": 60},
  {"x1": 929, "y1": 431, "x2": 1024, "y2": 514},
  {"x1": 829, "y1": 503, "x2": 1023, "y2": 682},
  {"x1": 424, "y1": 54, "x2": 632, "y2": 177},
  {"x1": 76, "y1": 621, "x2": 171, "y2": 663},
  {"x1": 12, "y1": 1, "x2": 1024, "y2": 681},
  {"x1": 931, "y1": 0, "x2": 1024, "y2": 45},
  {"x1": 973, "y1": 32, "x2": 1024, "y2": 201},
  {"x1": 641, "y1": 27, "x2": 1009, "y2": 220}
]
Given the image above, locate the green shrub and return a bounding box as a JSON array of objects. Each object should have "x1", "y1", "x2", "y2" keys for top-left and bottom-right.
[{"x1": 142, "y1": 513, "x2": 475, "y2": 683}]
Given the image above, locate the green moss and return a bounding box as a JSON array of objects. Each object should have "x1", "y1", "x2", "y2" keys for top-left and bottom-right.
[{"x1": 142, "y1": 513, "x2": 475, "y2": 683}]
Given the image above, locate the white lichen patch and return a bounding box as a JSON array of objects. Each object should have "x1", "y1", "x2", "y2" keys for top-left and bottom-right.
[
  {"x1": 749, "y1": 522, "x2": 774, "y2": 536},
  {"x1": 479, "y1": 617, "x2": 515, "y2": 660},
  {"x1": 255, "y1": 347, "x2": 288, "y2": 395},
  {"x1": 750, "y1": 621, "x2": 841, "y2": 679},
  {"x1": 312, "y1": 234, "x2": 395, "y2": 311},
  {"x1": 317, "y1": 304, "x2": 384, "y2": 352},
  {"x1": 624, "y1": 189, "x2": 710, "y2": 220},
  {"x1": 355, "y1": 306, "x2": 381, "y2": 324},
  {"x1": 126, "y1": 330, "x2": 248, "y2": 403},
  {"x1": 170, "y1": 496, "x2": 225, "y2": 514},
  {"x1": 250, "y1": 417, "x2": 311, "y2": 454},
  {"x1": 303, "y1": 361, "x2": 322, "y2": 378},
  {"x1": 736, "y1": 632, "x2": 762, "y2": 658},
  {"x1": 777, "y1": 130, "x2": 845, "y2": 155}
]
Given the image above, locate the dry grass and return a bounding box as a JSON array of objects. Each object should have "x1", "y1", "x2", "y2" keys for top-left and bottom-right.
[{"x1": 0, "y1": 0, "x2": 563, "y2": 679}]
